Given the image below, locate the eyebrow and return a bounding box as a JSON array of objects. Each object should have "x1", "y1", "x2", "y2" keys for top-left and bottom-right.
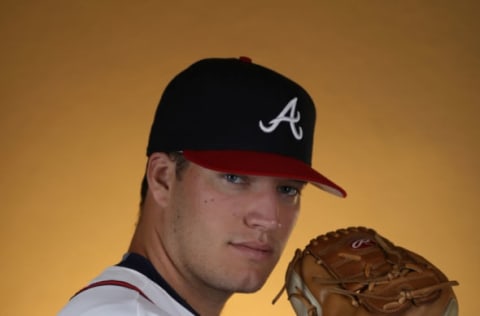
[{"x1": 283, "y1": 180, "x2": 308, "y2": 187}]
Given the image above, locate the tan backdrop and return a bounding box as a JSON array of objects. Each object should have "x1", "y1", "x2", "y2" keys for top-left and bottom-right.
[{"x1": 1, "y1": 1, "x2": 478, "y2": 315}]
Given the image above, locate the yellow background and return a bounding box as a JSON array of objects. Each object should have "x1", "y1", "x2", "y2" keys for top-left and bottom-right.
[{"x1": 1, "y1": 1, "x2": 478, "y2": 315}]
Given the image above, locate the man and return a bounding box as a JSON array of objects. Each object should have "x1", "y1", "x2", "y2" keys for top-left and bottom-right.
[{"x1": 58, "y1": 56, "x2": 346, "y2": 315}]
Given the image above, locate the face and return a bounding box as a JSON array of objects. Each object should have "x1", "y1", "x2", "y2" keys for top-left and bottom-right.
[{"x1": 159, "y1": 161, "x2": 304, "y2": 296}]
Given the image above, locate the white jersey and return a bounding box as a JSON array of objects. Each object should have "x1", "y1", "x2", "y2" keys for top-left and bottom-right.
[{"x1": 58, "y1": 254, "x2": 197, "y2": 316}]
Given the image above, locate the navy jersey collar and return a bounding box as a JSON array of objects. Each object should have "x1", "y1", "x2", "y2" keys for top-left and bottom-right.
[{"x1": 118, "y1": 252, "x2": 199, "y2": 316}]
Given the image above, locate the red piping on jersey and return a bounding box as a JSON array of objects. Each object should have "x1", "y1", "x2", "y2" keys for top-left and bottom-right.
[{"x1": 71, "y1": 280, "x2": 153, "y2": 303}]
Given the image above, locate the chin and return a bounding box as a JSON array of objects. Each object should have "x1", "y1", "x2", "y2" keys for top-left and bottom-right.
[
  {"x1": 233, "y1": 276, "x2": 269, "y2": 294},
  {"x1": 235, "y1": 284, "x2": 264, "y2": 294}
]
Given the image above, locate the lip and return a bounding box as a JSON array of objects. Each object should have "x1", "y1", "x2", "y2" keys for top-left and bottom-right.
[{"x1": 229, "y1": 241, "x2": 274, "y2": 261}]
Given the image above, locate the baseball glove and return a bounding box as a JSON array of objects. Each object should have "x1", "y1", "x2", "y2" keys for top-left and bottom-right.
[{"x1": 273, "y1": 227, "x2": 459, "y2": 316}]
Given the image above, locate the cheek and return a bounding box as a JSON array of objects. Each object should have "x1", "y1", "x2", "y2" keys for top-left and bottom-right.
[
  {"x1": 178, "y1": 188, "x2": 229, "y2": 228},
  {"x1": 279, "y1": 208, "x2": 300, "y2": 236},
  {"x1": 198, "y1": 195, "x2": 242, "y2": 226},
  {"x1": 202, "y1": 197, "x2": 216, "y2": 204}
]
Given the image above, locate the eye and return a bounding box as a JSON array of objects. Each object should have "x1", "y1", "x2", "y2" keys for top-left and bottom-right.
[
  {"x1": 277, "y1": 185, "x2": 300, "y2": 197},
  {"x1": 223, "y1": 174, "x2": 246, "y2": 184}
]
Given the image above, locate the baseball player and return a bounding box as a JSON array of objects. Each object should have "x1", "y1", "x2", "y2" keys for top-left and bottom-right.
[{"x1": 58, "y1": 57, "x2": 347, "y2": 316}]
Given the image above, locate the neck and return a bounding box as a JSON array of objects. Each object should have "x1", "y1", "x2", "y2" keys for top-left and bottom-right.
[{"x1": 128, "y1": 213, "x2": 232, "y2": 316}]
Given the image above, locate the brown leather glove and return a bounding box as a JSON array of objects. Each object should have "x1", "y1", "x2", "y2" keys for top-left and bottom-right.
[{"x1": 273, "y1": 227, "x2": 459, "y2": 316}]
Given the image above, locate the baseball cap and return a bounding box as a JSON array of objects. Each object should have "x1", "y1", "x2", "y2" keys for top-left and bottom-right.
[{"x1": 146, "y1": 57, "x2": 346, "y2": 197}]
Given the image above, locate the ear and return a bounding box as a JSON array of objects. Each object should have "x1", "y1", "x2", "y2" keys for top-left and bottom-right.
[{"x1": 146, "y1": 152, "x2": 177, "y2": 208}]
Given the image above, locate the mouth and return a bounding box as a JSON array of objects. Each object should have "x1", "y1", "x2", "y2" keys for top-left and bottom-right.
[{"x1": 229, "y1": 241, "x2": 274, "y2": 261}]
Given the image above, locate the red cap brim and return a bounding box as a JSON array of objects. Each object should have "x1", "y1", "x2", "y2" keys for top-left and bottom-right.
[{"x1": 183, "y1": 150, "x2": 346, "y2": 198}]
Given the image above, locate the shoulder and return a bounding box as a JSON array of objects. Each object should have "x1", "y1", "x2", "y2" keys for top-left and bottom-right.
[
  {"x1": 57, "y1": 266, "x2": 183, "y2": 316},
  {"x1": 58, "y1": 282, "x2": 165, "y2": 316}
]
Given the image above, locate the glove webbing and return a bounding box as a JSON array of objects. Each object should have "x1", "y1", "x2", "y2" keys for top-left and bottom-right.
[
  {"x1": 316, "y1": 278, "x2": 459, "y2": 311},
  {"x1": 309, "y1": 231, "x2": 458, "y2": 311}
]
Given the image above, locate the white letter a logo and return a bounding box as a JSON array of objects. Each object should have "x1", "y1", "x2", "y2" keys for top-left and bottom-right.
[{"x1": 259, "y1": 97, "x2": 303, "y2": 140}]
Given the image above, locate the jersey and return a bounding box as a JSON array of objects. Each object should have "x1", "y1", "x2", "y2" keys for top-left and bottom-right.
[{"x1": 58, "y1": 253, "x2": 198, "y2": 316}]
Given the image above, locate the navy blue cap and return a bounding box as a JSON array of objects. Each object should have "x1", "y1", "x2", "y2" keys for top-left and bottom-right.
[{"x1": 147, "y1": 57, "x2": 346, "y2": 197}]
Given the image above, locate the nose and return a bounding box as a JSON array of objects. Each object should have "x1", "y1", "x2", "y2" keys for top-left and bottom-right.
[{"x1": 244, "y1": 190, "x2": 281, "y2": 231}]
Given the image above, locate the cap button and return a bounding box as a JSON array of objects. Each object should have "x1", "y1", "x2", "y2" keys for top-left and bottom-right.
[{"x1": 239, "y1": 56, "x2": 252, "y2": 63}]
